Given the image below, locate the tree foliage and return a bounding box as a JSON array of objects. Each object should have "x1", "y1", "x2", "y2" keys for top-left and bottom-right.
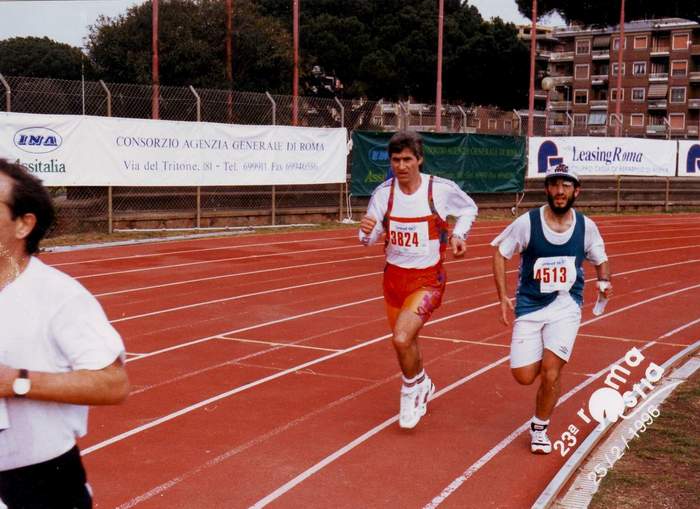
[
  {"x1": 87, "y1": 0, "x2": 292, "y2": 92},
  {"x1": 515, "y1": 0, "x2": 700, "y2": 26},
  {"x1": 257, "y1": 0, "x2": 529, "y2": 108},
  {"x1": 0, "y1": 37, "x2": 94, "y2": 80}
]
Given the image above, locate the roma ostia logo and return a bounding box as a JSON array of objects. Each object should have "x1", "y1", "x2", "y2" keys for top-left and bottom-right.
[
  {"x1": 365, "y1": 146, "x2": 390, "y2": 183},
  {"x1": 586, "y1": 347, "x2": 664, "y2": 424}
]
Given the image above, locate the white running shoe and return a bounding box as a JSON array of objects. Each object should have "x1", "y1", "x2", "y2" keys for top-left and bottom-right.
[
  {"x1": 530, "y1": 422, "x2": 552, "y2": 454},
  {"x1": 399, "y1": 374, "x2": 435, "y2": 429}
]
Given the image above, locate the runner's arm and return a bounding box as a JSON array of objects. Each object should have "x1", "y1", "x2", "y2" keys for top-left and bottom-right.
[{"x1": 492, "y1": 249, "x2": 515, "y2": 325}]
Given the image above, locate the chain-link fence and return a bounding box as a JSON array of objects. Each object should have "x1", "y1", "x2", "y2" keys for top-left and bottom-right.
[{"x1": 1, "y1": 75, "x2": 526, "y2": 236}]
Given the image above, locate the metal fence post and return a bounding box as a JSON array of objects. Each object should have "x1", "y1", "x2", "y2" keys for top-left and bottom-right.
[
  {"x1": 335, "y1": 97, "x2": 346, "y2": 221},
  {"x1": 190, "y1": 86, "x2": 202, "y2": 228},
  {"x1": 98, "y1": 80, "x2": 112, "y2": 233},
  {"x1": 616, "y1": 175, "x2": 622, "y2": 212},
  {"x1": 399, "y1": 101, "x2": 408, "y2": 131},
  {"x1": 459, "y1": 106, "x2": 468, "y2": 133},
  {"x1": 665, "y1": 177, "x2": 671, "y2": 212},
  {"x1": 99, "y1": 80, "x2": 111, "y2": 117},
  {"x1": 266, "y1": 92, "x2": 277, "y2": 225},
  {"x1": 0, "y1": 74, "x2": 11, "y2": 112}
]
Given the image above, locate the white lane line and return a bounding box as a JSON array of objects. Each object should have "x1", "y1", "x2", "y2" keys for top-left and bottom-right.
[
  {"x1": 121, "y1": 257, "x2": 700, "y2": 364},
  {"x1": 606, "y1": 234, "x2": 700, "y2": 245},
  {"x1": 658, "y1": 316, "x2": 700, "y2": 339},
  {"x1": 50, "y1": 234, "x2": 358, "y2": 267},
  {"x1": 107, "y1": 255, "x2": 492, "y2": 323},
  {"x1": 95, "y1": 254, "x2": 383, "y2": 297},
  {"x1": 248, "y1": 355, "x2": 511, "y2": 509},
  {"x1": 422, "y1": 343, "x2": 657, "y2": 509},
  {"x1": 82, "y1": 300, "x2": 502, "y2": 456},
  {"x1": 74, "y1": 244, "x2": 369, "y2": 280},
  {"x1": 420, "y1": 335, "x2": 509, "y2": 348},
  {"x1": 215, "y1": 336, "x2": 340, "y2": 353},
  {"x1": 94, "y1": 242, "x2": 700, "y2": 299},
  {"x1": 251, "y1": 280, "x2": 700, "y2": 507}
]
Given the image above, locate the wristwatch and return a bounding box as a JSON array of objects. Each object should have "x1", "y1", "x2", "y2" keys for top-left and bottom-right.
[{"x1": 12, "y1": 369, "x2": 30, "y2": 397}]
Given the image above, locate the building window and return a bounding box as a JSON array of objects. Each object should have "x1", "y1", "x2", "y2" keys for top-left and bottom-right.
[
  {"x1": 612, "y1": 36, "x2": 627, "y2": 51},
  {"x1": 633, "y1": 62, "x2": 647, "y2": 76},
  {"x1": 588, "y1": 112, "x2": 607, "y2": 126},
  {"x1": 610, "y1": 88, "x2": 624, "y2": 101},
  {"x1": 576, "y1": 39, "x2": 591, "y2": 55},
  {"x1": 574, "y1": 114, "x2": 587, "y2": 127},
  {"x1": 671, "y1": 60, "x2": 688, "y2": 77},
  {"x1": 488, "y1": 119, "x2": 497, "y2": 130},
  {"x1": 610, "y1": 114, "x2": 624, "y2": 127},
  {"x1": 630, "y1": 114, "x2": 645, "y2": 127},
  {"x1": 669, "y1": 113, "x2": 685, "y2": 130},
  {"x1": 670, "y1": 87, "x2": 686, "y2": 103},
  {"x1": 631, "y1": 88, "x2": 645, "y2": 101},
  {"x1": 634, "y1": 35, "x2": 648, "y2": 49},
  {"x1": 575, "y1": 64, "x2": 590, "y2": 80},
  {"x1": 611, "y1": 63, "x2": 625, "y2": 76},
  {"x1": 574, "y1": 90, "x2": 588, "y2": 104},
  {"x1": 672, "y1": 33, "x2": 689, "y2": 50}
]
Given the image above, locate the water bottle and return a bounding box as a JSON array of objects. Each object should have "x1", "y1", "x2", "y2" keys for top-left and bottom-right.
[{"x1": 592, "y1": 280, "x2": 611, "y2": 316}]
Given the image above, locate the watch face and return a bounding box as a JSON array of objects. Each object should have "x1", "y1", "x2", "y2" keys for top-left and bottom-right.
[{"x1": 13, "y1": 377, "x2": 31, "y2": 396}]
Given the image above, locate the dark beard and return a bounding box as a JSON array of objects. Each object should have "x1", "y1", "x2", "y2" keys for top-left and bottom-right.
[{"x1": 547, "y1": 194, "x2": 576, "y2": 215}]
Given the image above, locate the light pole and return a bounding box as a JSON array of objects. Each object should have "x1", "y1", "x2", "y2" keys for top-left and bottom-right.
[{"x1": 541, "y1": 76, "x2": 555, "y2": 136}]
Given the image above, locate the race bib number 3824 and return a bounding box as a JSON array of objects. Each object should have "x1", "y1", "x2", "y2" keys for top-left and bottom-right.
[
  {"x1": 533, "y1": 256, "x2": 577, "y2": 293},
  {"x1": 388, "y1": 220, "x2": 429, "y2": 255}
]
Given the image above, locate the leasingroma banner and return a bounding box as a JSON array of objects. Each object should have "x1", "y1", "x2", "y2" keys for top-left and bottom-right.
[
  {"x1": 678, "y1": 140, "x2": 700, "y2": 177},
  {"x1": 0, "y1": 112, "x2": 347, "y2": 186},
  {"x1": 528, "y1": 137, "x2": 677, "y2": 178}
]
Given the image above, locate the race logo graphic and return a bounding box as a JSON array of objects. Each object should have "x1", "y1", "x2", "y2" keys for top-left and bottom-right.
[
  {"x1": 686, "y1": 144, "x2": 700, "y2": 173},
  {"x1": 537, "y1": 140, "x2": 562, "y2": 173},
  {"x1": 13, "y1": 127, "x2": 62, "y2": 154}
]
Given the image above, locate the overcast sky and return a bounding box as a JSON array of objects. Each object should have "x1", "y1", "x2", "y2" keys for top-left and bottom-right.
[{"x1": 0, "y1": 0, "x2": 565, "y2": 48}]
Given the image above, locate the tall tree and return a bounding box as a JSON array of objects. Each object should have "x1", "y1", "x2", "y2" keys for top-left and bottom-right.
[
  {"x1": 0, "y1": 37, "x2": 94, "y2": 80},
  {"x1": 258, "y1": 0, "x2": 529, "y2": 107},
  {"x1": 87, "y1": 0, "x2": 292, "y2": 92},
  {"x1": 516, "y1": 0, "x2": 700, "y2": 26}
]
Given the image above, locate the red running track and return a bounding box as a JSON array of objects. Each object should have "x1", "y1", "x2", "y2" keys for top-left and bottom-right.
[{"x1": 36, "y1": 214, "x2": 700, "y2": 508}]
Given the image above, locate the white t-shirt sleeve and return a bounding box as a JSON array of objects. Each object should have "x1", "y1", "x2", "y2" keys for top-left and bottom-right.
[
  {"x1": 358, "y1": 183, "x2": 389, "y2": 245},
  {"x1": 584, "y1": 217, "x2": 608, "y2": 265},
  {"x1": 434, "y1": 178, "x2": 478, "y2": 240},
  {"x1": 50, "y1": 290, "x2": 125, "y2": 371},
  {"x1": 491, "y1": 213, "x2": 531, "y2": 259}
]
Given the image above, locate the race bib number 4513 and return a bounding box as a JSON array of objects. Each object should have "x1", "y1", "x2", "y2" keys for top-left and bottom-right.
[
  {"x1": 388, "y1": 220, "x2": 429, "y2": 255},
  {"x1": 533, "y1": 256, "x2": 577, "y2": 293}
]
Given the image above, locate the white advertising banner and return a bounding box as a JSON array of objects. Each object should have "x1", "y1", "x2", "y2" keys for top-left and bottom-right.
[
  {"x1": 0, "y1": 112, "x2": 347, "y2": 186},
  {"x1": 528, "y1": 137, "x2": 676, "y2": 178},
  {"x1": 678, "y1": 140, "x2": 700, "y2": 177}
]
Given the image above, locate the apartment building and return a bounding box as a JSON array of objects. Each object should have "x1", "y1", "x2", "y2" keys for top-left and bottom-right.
[{"x1": 521, "y1": 18, "x2": 700, "y2": 138}]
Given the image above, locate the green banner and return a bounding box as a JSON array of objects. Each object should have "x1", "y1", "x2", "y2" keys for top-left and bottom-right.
[{"x1": 351, "y1": 130, "x2": 525, "y2": 196}]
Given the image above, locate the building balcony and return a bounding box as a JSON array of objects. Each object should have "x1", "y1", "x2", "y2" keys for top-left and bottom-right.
[
  {"x1": 589, "y1": 100, "x2": 608, "y2": 109},
  {"x1": 650, "y1": 47, "x2": 670, "y2": 57},
  {"x1": 588, "y1": 126, "x2": 607, "y2": 135},
  {"x1": 592, "y1": 49, "x2": 610, "y2": 59},
  {"x1": 692, "y1": 43, "x2": 700, "y2": 55},
  {"x1": 689, "y1": 125, "x2": 699, "y2": 136},
  {"x1": 534, "y1": 90, "x2": 548, "y2": 99},
  {"x1": 649, "y1": 73, "x2": 669, "y2": 82},
  {"x1": 551, "y1": 76, "x2": 573, "y2": 85},
  {"x1": 648, "y1": 99, "x2": 668, "y2": 109},
  {"x1": 549, "y1": 101, "x2": 572, "y2": 110},
  {"x1": 591, "y1": 75, "x2": 608, "y2": 85},
  {"x1": 689, "y1": 98, "x2": 700, "y2": 109},
  {"x1": 548, "y1": 124, "x2": 571, "y2": 134},
  {"x1": 689, "y1": 71, "x2": 700, "y2": 82},
  {"x1": 550, "y1": 51, "x2": 575, "y2": 61},
  {"x1": 646, "y1": 124, "x2": 667, "y2": 135}
]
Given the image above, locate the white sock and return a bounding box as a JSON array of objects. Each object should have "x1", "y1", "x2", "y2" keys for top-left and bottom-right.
[
  {"x1": 402, "y1": 369, "x2": 425, "y2": 387},
  {"x1": 531, "y1": 415, "x2": 550, "y2": 427}
]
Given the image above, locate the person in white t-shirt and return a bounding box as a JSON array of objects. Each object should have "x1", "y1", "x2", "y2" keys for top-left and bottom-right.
[
  {"x1": 359, "y1": 131, "x2": 478, "y2": 429},
  {"x1": 0, "y1": 160, "x2": 129, "y2": 508},
  {"x1": 491, "y1": 163, "x2": 612, "y2": 454}
]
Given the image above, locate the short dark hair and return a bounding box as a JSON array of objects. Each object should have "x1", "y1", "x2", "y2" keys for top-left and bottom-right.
[
  {"x1": 388, "y1": 131, "x2": 424, "y2": 160},
  {"x1": 0, "y1": 159, "x2": 55, "y2": 254}
]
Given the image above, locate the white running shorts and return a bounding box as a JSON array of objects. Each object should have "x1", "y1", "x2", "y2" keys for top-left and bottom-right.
[{"x1": 510, "y1": 293, "x2": 582, "y2": 368}]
